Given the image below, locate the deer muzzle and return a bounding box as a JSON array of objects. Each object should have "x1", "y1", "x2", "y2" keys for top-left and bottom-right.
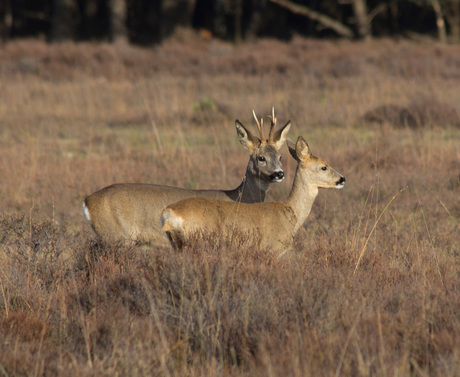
[
  {"x1": 336, "y1": 176, "x2": 346, "y2": 189},
  {"x1": 270, "y1": 171, "x2": 285, "y2": 182}
]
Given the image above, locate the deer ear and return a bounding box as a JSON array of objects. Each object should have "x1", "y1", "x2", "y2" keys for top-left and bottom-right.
[
  {"x1": 288, "y1": 136, "x2": 311, "y2": 161},
  {"x1": 287, "y1": 138, "x2": 299, "y2": 161},
  {"x1": 272, "y1": 121, "x2": 291, "y2": 150},
  {"x1": 295, "y1": 136, "x2": 312, "y2": 160},
  {"x1": 235, "y1": 120, "x2": 260, "y2": 152}
]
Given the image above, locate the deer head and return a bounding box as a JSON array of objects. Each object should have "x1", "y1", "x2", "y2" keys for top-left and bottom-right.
[{"x1": 235, "y1": 108, "x2": 291, "y2": 188}]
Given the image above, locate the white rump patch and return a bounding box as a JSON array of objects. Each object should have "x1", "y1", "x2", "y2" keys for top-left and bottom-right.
[
  {"x1": 82, "y1": 201, "x2": 91, "y2": 224},
  {"x1": 161, "y1": 209, "x2": 183, "y2": 231}
]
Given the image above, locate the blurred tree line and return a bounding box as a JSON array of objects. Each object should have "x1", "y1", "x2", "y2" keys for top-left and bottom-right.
[{"x1": 0, "y1": 0, "x2": 459, "y2": 44}]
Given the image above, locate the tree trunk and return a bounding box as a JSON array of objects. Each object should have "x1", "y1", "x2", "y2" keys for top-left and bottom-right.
[
  {"x1": 431, "y1": 0, "x2": 447, "y2": 43},
  {"x1": 49, "y1": 0, "x2": 75, "y2": 42},
  {"x1": 444, "y1": 1, "x2": 460, "y2": 43},
  {"x1": 352, "y1": 0, "x2": 371, "y2": 40},
  {"x1": 246, "y1": 0, "x2": 265, "y2": 41},
  {"x1": 234, "y1": 0, "x2": 243, "y2": 43},
  {"x1": 0, "y1": 0, "x2": 12, "y2": 41},
  {"x1": 109, "y1": 0, "x2": 127, "y2": 43},
  {"x1": 387, "y1": 1, "x2": 399, "y2": 36}
]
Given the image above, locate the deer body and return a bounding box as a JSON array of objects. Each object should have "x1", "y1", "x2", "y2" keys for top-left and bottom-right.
[
  {"x1": 162, "y1": 198, "x2": 297, "y2": 251},
  {"x1": 161, "y1": 136, "x2": 346, "y2": 254},
  {"x1": 83, "y1": 109, "x2": 291, "y2": 246}
]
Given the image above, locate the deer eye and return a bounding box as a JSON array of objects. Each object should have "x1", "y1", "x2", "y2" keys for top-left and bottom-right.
[
  {"x1": 321, "y1": 166, "x2": 328, "y2": 171},
  {"x1": 258, "y1": 156, "x2": 266, "y2": 162}
]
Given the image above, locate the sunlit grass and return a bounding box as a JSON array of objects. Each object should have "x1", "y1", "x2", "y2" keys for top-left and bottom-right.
[{"x1": 0, "y1": 36, "x2": 459, "y2": 376}]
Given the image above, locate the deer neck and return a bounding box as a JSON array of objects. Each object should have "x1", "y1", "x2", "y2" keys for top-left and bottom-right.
[
  {"x1": 286, "y1": 166, "x2": 319, "y2": 234},
  {"x1": 227, "y1": 167, "x2": 268, "y2": 203}
]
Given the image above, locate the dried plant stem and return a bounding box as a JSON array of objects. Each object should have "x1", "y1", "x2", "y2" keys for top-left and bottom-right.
[
  {"x1": 334, "y1": 300, "x2": 366, "y2": 377},
  {"x1": 353, "y1": 186, "x2": 407, "y2": 276},
  {"x1": 414, "y1": 186, "x2": 445, "y2": 288},
  {"x1": 0, "y1": 276, "x2": 8, "y2": 317},
  {"x1": 351, "y1": 184, "x2": 374, "y2": 255},
  {"x1": 28, "y1": 202, "x2": 34, "y2": 298},
  {"x1": 71, "y1": 272, "x2": 93, "y2": 369},
  {"x1": 0, "y1": 267, "x2": 32, "y2": 312}
]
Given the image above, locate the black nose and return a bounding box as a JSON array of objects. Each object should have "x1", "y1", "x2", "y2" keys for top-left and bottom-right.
[
  {"x1": 337, "y1": 176, "x2": 346, "y2": 185},
  {"x1": 271, "y1": 171, "x2": 284, "y2": 180}
]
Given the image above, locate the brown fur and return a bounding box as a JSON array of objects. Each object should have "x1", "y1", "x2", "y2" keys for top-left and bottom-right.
[
  {"x1": 162, "y1": 136, "x2": 346, "y2": 254},
  {"x1": 83, "y1": 111, "x2": 291, "y2": 246}
]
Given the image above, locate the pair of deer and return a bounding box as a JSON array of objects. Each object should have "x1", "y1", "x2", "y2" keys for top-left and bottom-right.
[{"x1": 83, "y1": 108, "x2": 345, "y2": 255}]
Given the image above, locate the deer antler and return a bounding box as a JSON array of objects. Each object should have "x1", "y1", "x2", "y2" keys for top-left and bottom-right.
[
  {"x1": 252, "y1": 109, "x2": 265, "y2": 142},
  {"x1": 268, "y1": 107, "x2": 277, "y2": 143}
]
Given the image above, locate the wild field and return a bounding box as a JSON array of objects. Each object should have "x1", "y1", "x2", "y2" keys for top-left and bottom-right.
[{"x1": 0, "y1": 34, "x2": 459, "y2": 376}]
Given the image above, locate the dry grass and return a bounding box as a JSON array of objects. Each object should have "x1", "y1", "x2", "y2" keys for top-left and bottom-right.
[{"x1": 0, "y1": 34, "x2": 459, "y2": 376}]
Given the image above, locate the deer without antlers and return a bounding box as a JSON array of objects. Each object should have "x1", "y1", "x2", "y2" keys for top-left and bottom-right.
[
  {"x1": 83, "y1": 108, "x2": 291, "y2": 246},
  {"x1": 161, "y1": 135, "x2": 346, "y2": 254}
]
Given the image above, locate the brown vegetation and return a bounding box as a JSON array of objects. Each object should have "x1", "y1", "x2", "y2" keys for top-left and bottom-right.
[
  {"x1": 0, "y1": 35, "x2": 459, "y2": 376},
  {"x1": 364, "y1": 100, "x2": 460, "y2": 128}
]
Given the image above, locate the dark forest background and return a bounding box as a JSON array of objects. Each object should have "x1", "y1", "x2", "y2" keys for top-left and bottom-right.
[{"x1": 1, "y1": 0, "x2": 460, "y2": 45}]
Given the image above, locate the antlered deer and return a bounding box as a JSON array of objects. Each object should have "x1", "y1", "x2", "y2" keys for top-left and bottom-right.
[
  {"x1": 83, "y1": 109, "x2": 291, "y2": 246},
  {"x1": 161, "y1": 136, "x2": 346, "y2": 254}
]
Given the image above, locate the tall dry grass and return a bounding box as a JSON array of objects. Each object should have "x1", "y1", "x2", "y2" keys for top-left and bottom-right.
[{"x1": 0, "y1": 34, "x2": 459, "y2": 376}]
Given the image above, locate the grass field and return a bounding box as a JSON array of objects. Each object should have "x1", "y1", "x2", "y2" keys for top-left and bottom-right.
[{"x1": 0, "y1": 34, "x2": 459, "y2": 376}]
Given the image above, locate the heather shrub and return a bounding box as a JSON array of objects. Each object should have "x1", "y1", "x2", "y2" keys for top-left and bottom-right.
[{"x1": 0, "y1": 38, "x2": 459, "y2": 376}]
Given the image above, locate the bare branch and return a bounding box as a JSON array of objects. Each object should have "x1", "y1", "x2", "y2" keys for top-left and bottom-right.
[{"x1": 269, "y1": 0, "x2": 354, "y2": 38}]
